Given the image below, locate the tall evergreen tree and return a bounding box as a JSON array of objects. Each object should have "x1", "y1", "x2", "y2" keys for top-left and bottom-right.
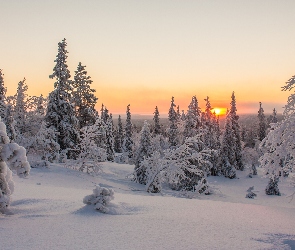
[
  {"x1": 134, "y1": 120, "x2": 153, "y2": 184},
  {"x1": 168, "y1": 97, "x2": 179, "y2": 147},
  {"x1": 4, "y1": 105, "x2": 16, "y2": 142},
  {"x1": 183, "y1": 96, "x2": 200, "y2": 138},
  {"x1": 45, "y1": 39, "x2": 79, "y2": 157},
  {"x1": 257, "y1": 102, "x2": 267, "y2": 141},
  {"x1": 0, "y1": 69, "x2": 7, "y2": 122},
  {"x1": 122, "y1": 104, "x2": 133, "y2": 160},
  {"x1": 229, "y1": 92, "x2": 244, "y2": 171},
  {"x1": 72, "y1": 62, "x2": 98, "y2": 128},
  {"x1": 105, "y1": 115, "x2": 115, "y2": 161},
  {"x1": 153, "y1": 106, "x2": 161, "y2": 135},
  {"x1": 14, "y1": 78, "x2": 28, "y2": 136},
  {"x1": 268, "y1": 108, "x2": 278, "y2": 124},
  {"x1": 114, "y1": 115, "x2": 123, "y2": 153}
]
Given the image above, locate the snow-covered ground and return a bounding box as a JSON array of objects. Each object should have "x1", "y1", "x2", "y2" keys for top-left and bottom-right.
[{"x1": 1, "y1": 162, "x2": 295, "y2": 250}]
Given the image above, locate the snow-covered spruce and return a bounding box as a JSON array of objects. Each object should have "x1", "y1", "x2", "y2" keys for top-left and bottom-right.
[
  {"x1": 245, "y1": 186, "x2": 257, "y2": 199},
  {"x1": 83, "y1": 185, "x2": 114, "y2": 213},
  {"x1": 0, "y1": 119, "x2": 30, "y2": 209},
  {"x1": 257, "y1": 102, "x2": 267, "y2": 141},
  {"x1": 122, "y1": 104, "x2": 133, "y2": 162},
  {"x1": 167, "y1": 96, "x2": 179, "y2": 147}
]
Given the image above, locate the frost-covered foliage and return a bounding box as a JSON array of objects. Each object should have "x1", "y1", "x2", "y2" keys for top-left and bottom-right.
[
  {"x1": 114, "y1": 115, "x2": 123, "y2": 153},
  {"x1": 257, "y1": 102, "x2": 267, "y2": 141},
  {"x1": 219, "y1": 112, "x2": 236, "y2": 179},
  {"x1": 265, "y1": 176, "x2": 281, "y2": 196},
  {"x1": 122, "y1": 104, "x2": 133, "y2": 161},
  {"x1": 167, "y1": 97, "x2": 179, "y2": 147},
  {"x1": 134, "y1": 121, "x2": 153, "y2": 184},
  {"x1": 268, "y1": 108, "x2": 278, "y2": 125},
  {"x1": 151, "y1": 134, "x2": 169, "y2": 157},
  {"x1": 45, "y1": 39, "x2": 79, "y2": 157},
  {"x1": 229, "y1": 92, "x2": 244, "y2": 171},
  {"x1": 245, "y1": 186, "x2": 257, "y2": 199},
  {"x1": 72, "y1": 62, "x2": 98, "y2": 128},
  {"x1": 14, "y1": 78, "x2": 28, "y2": 136},
  {"x1": 242, "y1": 147, "x2": 259, "y2": 170},
  {"x1": 105, "y1": 115, "x2": 115, "y2": 161},
  {"x1": 76, "y1": 118, "x2": 107, "y2": 174},
  {"x1": 183, "y1": 95, "x2": 201, "y2": 139},
  {"x1": 33, "y1": 122, "x2": 60, "y2": 164},
  {"x1": 0, "y1": 69, "x2": 7, "y2": 122},
  {"x1": 4, "y1": 105, "x2": 15, "y2": 142},
  {"x1": 153, "y1": 106, "x2": 161, "y2": 135},
  {"x1": 83, "y1": 185, "x2": 114, "y2": 213},
  {"x1": 0, "y1": 119, "x2": 30, "y2": 209}
]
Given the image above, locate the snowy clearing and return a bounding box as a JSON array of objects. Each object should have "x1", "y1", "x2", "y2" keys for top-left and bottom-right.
[{"x1": 1, "y1": 162, "x2": 295, "y2": 250}]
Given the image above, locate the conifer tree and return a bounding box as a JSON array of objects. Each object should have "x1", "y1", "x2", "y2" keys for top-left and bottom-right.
[
  {"x1": 134, "y1": 121, "x2": 153, "y2": 184},
  {"x1": 257, "y1": 102, "x2": 267, "y2": 141},
  {"x1": 45, "y1": 39, "x2": 79, "y2": 157},
  {"x1": 269, "y1": 108, "x2": 278, "y2": 124},
  {"x1": 72, "y1": 62, "x2": 98, "y2": 128},
  {"x1": 167, "y1": 97, "x2": 179, "y2": 147},
  {"x1": 219, "y1": 112, "x2": 236, "y2": 178},
  {"x1": 114, "y1": 115, "x2": 123, "y2": 153},
  {"x1": 122, "y1": 104, "x2": 133, "y2": 160},
  {"x1": 14, "y1": 78, "x2": 28, "y2": 136},
  {"x1": 183, "y1": 96, "x2": 200, "y2": 138},
  {"x1": 0, "y1": 69, "x2": 7, "y2": 122},
  {"x1": 153, "y1": 106, "x2": 161, "y2": 135},
  {"x1": 229, "y1": 92, "x2": 244, "y2": 170},
  {"x1": 4, "y1": 105, "x2": 16, "y2": 142},
  {"x1": 105, "y1": 115, "x2": 115, "y2": 161}
]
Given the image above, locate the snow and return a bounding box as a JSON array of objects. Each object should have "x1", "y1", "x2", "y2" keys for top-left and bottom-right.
[{"x1": 1, "y1": 162, "x2": 295, "y2": 250}]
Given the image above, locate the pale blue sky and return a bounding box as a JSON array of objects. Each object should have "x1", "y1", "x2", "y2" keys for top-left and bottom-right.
[{"x1": 2, "y1": 0, "x2": 295, "y2": 114}]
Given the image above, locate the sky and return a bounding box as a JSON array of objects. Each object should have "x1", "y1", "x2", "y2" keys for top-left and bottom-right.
[{"x1": 2, "y1": 0, "x2": 295, "y2": 116}]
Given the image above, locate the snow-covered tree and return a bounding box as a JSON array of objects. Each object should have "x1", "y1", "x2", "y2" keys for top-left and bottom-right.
[
  {"x1": 45, "y1": 39, "x2": 79, "y2": 158},
  {"x1": 83, "y1": 185, "x2": 114, "y2": 213},
  {"x1": 72, "y1": 62, "x2": 98, "y2": 128},
  {"x1": 122, "y1": 104, "x2": 133, "y2": 161},
  {"x1": 153, "y1": 106, "x2": 161, "y2": 135},
  {"x1": 76, "y1": 118, "x2": 107, "y2": 173},
  {"x1": 105, "y1": 115, "x2": 115, "y2": 161},
  {"x1": 259, "y1": 74, "x2": 295, "y2": 195},
  {"x1": 114, "y1": 115, "x2": 123, "y2": 153},
  {"x1": 14, "y1": 78, "x2": 28, "y2": 136},
  {"x1": 219, "y1": 112, "x2": 236, "y2": 179},
  {"x1": 0, "y1": 118, "x2": 30, "y2": 209},
  {"x1": 134, "y1": 121, "x2": 153, "y2": 184},
  {"x1": 167, "y1": 97, "x2": 179, "y2": 147},
  {"x1": 229, "y1": 92, "x2": 244, "y2": 171},
  {"x1": 183, "y1": 96, "x2": 200, "y2": 138},
  {"x1": 257, "y1": 102, "x2": 267, "y2": 141},
  {"x1": 0, "y1": 69, "x2": 7, "y2": 122},
  {"x1": 268, "y1": 108, "x2": 278, "y2": 125}
]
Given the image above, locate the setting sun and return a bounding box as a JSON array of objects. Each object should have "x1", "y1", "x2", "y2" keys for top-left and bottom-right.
[{"x1": 212, "y1": 108, "x2": 227, "y2": 116}]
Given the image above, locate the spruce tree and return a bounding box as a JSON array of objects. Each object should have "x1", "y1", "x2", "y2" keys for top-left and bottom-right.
[
  {"x1": 269, "y1": 108, "x2": 278, "y2": 124},
  {"x1": 134, "y1": 120, "x2": 153, "y2": 184},
  {"x1": 4, "y1": 105, "x2": 16, "y2": 142},
  {"x1": 122, "y1": 104, "x2": 133, "y2": 160},
  {"x1": 219, "y1": 112, "x2": 236, "y2": 178},
  {"x1": 14, "y1": 78, "x2": 28, "y2": 136},
  {"x1": 45, "y1": 39, "x2": 79, "y2": 157},
  {"x1": 72, "y1": 62, "x2": 98, "y2": 128},
  {"x1": 167, "y1": 97, "x2": 179, "y2": 147},
  {"x1": 257, "y1": 102, "x2": 267, "y2": 141},
  {"x1": 183, "y1": 96, "x2": 200, "y2": 138},
  {"x1": 229, "y1": 92, "x2": 244, "y2": 170},
  {"x1": 105, "y1": 115, "x2": 115, "y2": 161},
  {"x1": 114, "y1": 115, "x2": 123, "y2": 153},
  {"x1": 0, "y1": 69, "x2": 7, "y2": 122},
  {"x1": 153, "y1": 106, "x2": 161, "y2": 135}
]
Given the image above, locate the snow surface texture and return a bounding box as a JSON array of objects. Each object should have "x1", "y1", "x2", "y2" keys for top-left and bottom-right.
[{"x1": 1, "y1": 162, "x2": 295, "y2": 250}]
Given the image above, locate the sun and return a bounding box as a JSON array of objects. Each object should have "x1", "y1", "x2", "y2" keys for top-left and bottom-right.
[
  {"x1": 211, "y1": 108, "x2": 227, "y2": 116},
  {"x1": 213, "y1": 108, "x2": 221, "y2": 115}
]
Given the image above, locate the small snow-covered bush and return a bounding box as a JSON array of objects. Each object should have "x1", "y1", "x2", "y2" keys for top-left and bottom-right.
[
  {"x1": 83, "y1": 185, "x2": 114, "y2": 213},
  {"x1": 245, "y1": 186, "x2": 257, "y2": 199},
  {"x1": 265, "y1": 176, "x2": 281, "y2": 196}
]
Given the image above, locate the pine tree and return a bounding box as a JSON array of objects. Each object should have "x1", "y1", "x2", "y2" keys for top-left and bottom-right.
[
  {"x1": 72, "y1": 62, "x2": 98, "y2": 128},
  {"x1": 114, "y1": 115, "x2": 123, "y2": 153},
  {"x1": 45, "y1": 39, "x2": 79, "y2": 158},
  {"x1": 0, "y1": 69, "x2": 7, "y2": 122},
  {"x1": 257, "y1": 102, "x2": 267, "y2": 141},
  {"x1": 134, "y1": 121, "x2": 153, "y2": 184},
  {"x1": 229, "y1": 92, "x2": 244, "y2": 170},
  {"x1": 122, "y1": 104, "x2": 133, "y2": 160},
  {"x1": 167, "y1": 97, "x2": 179, "y2": 147},
  {"x1": 269, "y1": 108, "x2": 278, "y2": 124},
  {"x1": 183, "y1": 96, "x2": 200, "y2": 138},
  {"x1": 153, "y1": 106, "x2": 161, "y2": 135}
]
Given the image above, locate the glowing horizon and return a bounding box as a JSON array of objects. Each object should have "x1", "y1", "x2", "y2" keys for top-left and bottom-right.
[{"x1": 2, "y1": 1, "x2": 295, "y2": 116}]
